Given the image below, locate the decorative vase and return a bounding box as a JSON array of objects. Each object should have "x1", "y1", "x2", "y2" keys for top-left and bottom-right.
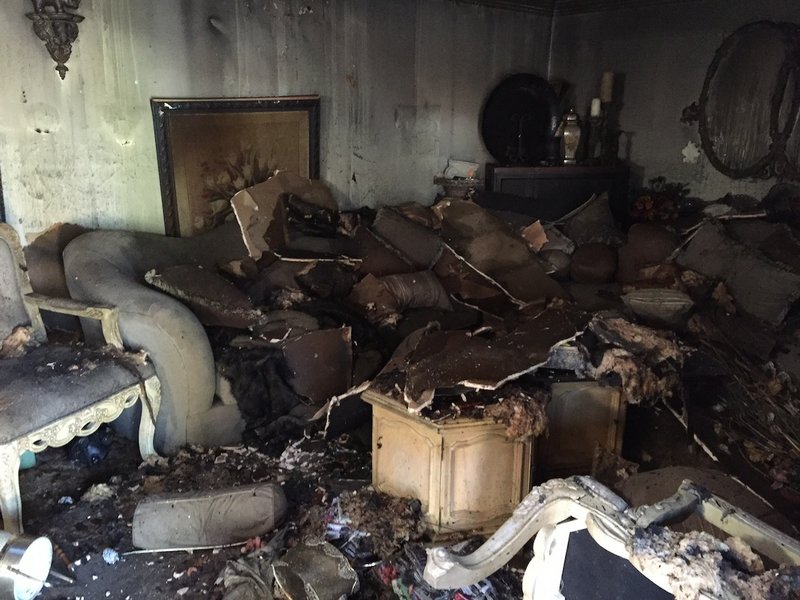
[{"x1": 558, "y1": 108, "x2": 582, "y2": 165}]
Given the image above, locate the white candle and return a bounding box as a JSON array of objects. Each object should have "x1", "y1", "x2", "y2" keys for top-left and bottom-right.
[
  {"x1": 590, "y1": 97, "x2": 602, "y2": 117},
  {"x1": 600, "y1": 71, "x2": 614, "y2": 103}
]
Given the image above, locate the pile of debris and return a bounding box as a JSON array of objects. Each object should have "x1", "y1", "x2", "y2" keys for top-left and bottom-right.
[
  {"x1": 11, "y1": 174, "x2": 800, "y2": 598},
  {"x1": 143, "y1": 174, "x2": 684, "y2": 446},
  {"x1": 140, "y1": 173, "x2": 800, "y2": 511},
  {"x1": 6, "y1": 171, "x2": 800, "y2": 516}
]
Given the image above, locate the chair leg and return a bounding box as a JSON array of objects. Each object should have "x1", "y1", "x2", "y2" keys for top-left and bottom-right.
[
  {"x1": 0, "y1": 444, "x2": 23, "y2": 534},
  {"x1": 138, "y1": 376, "x2": 162, "y2": 459}
]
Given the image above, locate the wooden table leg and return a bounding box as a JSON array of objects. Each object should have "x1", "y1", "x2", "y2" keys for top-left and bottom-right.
[{"x1": 138, "y1": 376, "x2": 162, "y2": 459}]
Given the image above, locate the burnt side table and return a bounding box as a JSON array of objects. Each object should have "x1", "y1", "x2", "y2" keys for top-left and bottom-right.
[{"x1": 483, "y1": 164, "x2": 631, "y2": 223}]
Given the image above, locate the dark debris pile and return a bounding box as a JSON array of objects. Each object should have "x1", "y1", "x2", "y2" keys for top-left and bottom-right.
[
  {"x1": 13, "y1": 175, "x2": 800, "y2": 598},
  {"x1": 124, "y1": 174, "x2": 800, "y2": 503}
]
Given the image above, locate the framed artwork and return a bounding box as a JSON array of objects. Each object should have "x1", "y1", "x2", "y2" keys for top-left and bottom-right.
[
  {"x1": 0, "y1": 167, "x2": 5, "y2": 222},
  {"x1": 151, "y1": 96, "x2": 320, "y2": 237}
]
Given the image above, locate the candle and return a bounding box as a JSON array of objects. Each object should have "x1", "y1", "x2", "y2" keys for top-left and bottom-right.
[
  {"x1": 590, "y1": 97, "x2": 602, "y2": 117},
  {"x1": 600, "y1": 71, "x2": 614, "y2": 103}
]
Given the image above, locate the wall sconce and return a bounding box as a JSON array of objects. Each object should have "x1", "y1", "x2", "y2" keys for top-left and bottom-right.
[{"x1": 26, "y1": 0, "x2": 84, "y2": 80}]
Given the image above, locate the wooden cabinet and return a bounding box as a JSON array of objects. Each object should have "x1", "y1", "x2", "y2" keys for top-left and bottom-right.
[
  {"x1": 483, "y1": 164, "x2": 630, "y2": 223},
  {"x1": 363, "y1": 389, "x2": 532, "y2": 534},
  {"x1": 363, "y1": 381, "x2": 624, "y2": 531}
]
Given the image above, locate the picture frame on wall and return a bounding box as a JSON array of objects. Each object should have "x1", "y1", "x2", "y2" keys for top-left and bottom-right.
[
  {"x1": 0, "y1": 167, "x2": 5, "y2": 222},
  {"x1": 150, "y1": 96, "x2": 320, "y2": 237}
]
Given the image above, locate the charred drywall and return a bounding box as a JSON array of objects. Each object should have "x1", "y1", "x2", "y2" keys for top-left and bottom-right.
[
  {"x1": 0, "y1": 0, "x2": 552, "y2": 238},
  {"x1": 548, "y1": 0, "x2": 800, "y2": 201}
]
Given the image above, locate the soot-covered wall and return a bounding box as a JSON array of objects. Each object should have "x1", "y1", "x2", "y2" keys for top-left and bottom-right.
[
  {"x1": 0, "y1": 0, "x2": 552, "y2": 238},
  {"x1": 549, "y1": 0, "x2": 800, "y2": 200}
]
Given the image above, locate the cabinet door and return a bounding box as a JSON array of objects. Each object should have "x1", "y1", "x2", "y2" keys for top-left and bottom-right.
[
  {"x1": 371, "y1": 406, "x2": 442, "y2": 525},
  {"x1": 440, "y1": 427, "x2": 532, "y2": 532},
  {"x1": 537, "y1": 382, "x2": 625, "y2": 479}
]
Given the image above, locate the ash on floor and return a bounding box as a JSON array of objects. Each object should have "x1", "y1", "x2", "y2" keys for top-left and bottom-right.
[
  {"x1": 21, "y1": 424, "x2": 525, "y2": 600},
  {"x1": 15, "y1": 402, "x2": 786, "y2": 600}
]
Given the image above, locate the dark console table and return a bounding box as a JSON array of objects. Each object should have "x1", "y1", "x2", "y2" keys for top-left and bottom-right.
[{"x1": 482, "y1": 164, "x2": 631, "y2": 223}]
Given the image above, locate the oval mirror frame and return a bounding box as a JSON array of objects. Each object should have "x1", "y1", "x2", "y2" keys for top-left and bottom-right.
[{"x1": 696, "y1": 20, "x2": 800, "y2": 181}]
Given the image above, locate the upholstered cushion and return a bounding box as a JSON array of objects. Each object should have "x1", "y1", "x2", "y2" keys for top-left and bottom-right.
[
  {"x1": 570, "y1": 243, "x2": 618, "y2": 283},
  {"x1": 622, "y1": 288, "x2": 694, "y2": 327},
  {"x1": 617, "y1": 223, "x2": 679, "y2": 283},
  {"x1": 0, "y1": 345, "x2": 155, "y2": 444}
]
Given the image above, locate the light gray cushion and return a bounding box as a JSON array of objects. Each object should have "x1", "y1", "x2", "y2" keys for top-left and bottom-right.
[{"x1": 622, "y1": 288, "x2": 694, "y2": 327}]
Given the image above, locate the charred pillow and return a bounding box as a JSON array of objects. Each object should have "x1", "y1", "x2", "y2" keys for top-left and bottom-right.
[
  {"x1": 570, "y1": 243, "x2": 617, "y2": 283},
  {"x1": 380, "y1": 271, "x2": 452, "y2": 312},
  {"x1": 617, "y1": 223, "x2": 679, "y2": 283}
]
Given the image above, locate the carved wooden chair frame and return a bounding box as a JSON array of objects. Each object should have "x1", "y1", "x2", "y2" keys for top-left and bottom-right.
[
  {"x1": 0, "y1": 223, "x2": 161, "y2": 533},
  {"x1": 424, "y1": 476, "x2": 800, "y2": 598}
]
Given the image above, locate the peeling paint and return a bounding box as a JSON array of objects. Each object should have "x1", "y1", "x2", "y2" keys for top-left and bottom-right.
[{"x1": 681, "y1": 140, "x2": 700, "y2": 164}]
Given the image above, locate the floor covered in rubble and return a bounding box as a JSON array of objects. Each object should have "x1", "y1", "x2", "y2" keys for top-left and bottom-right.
[
  {"x1": 10, "y1": 184, "x2": 800, "y2": 599},
  {"x1": 18, "y1": 402, "x2": 795, "y2": 600}
]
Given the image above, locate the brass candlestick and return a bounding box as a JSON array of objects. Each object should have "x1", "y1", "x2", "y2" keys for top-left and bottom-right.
[
  {"x1": 588, "y1": 115, "x2": 604, "y2": 163},
  {"x1": 601, "y1": 101, "x2": 621, "y2": 162}
]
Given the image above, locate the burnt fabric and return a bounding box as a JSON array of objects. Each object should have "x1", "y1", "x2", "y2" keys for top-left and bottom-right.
[
  {"x1": 440, "y1": 200, "x2": 564, "y2": 303},
  {"x1": 285, "y1": 194, "x2": 339, "y2": 237},
  {"x1": 371, "y1": 208, "x2": 443, "y2": 269},
  {"x1": 215, "y1": 346, "x2": 303, "y2": 424},
  {"x1": 0, "y1": 345, "x2": 155, "y2": 444},
  {"x1": 295, "y1": 262, "x2": 358, "y2": 299}
]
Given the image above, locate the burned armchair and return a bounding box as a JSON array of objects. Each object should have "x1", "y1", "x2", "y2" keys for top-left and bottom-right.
[
  {"x1": 0, "y1": 223, "x2": 160, "y2": 533},
  {"x1": 424, "y1": 476, "x2": 800, "y2": 599}
]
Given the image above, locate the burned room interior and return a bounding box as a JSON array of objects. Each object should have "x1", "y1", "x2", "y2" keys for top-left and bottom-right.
[{"x1": 1, "y1": 0, "x2": 800, "y2": 598}]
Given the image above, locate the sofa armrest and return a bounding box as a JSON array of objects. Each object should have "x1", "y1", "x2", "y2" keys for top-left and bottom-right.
[
  {"x1": 62, "y1": 224, "x2": 247, "y2": 453},
  {"x1": 24, "y1": 293, "x2": 123, "y2": 349}
]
